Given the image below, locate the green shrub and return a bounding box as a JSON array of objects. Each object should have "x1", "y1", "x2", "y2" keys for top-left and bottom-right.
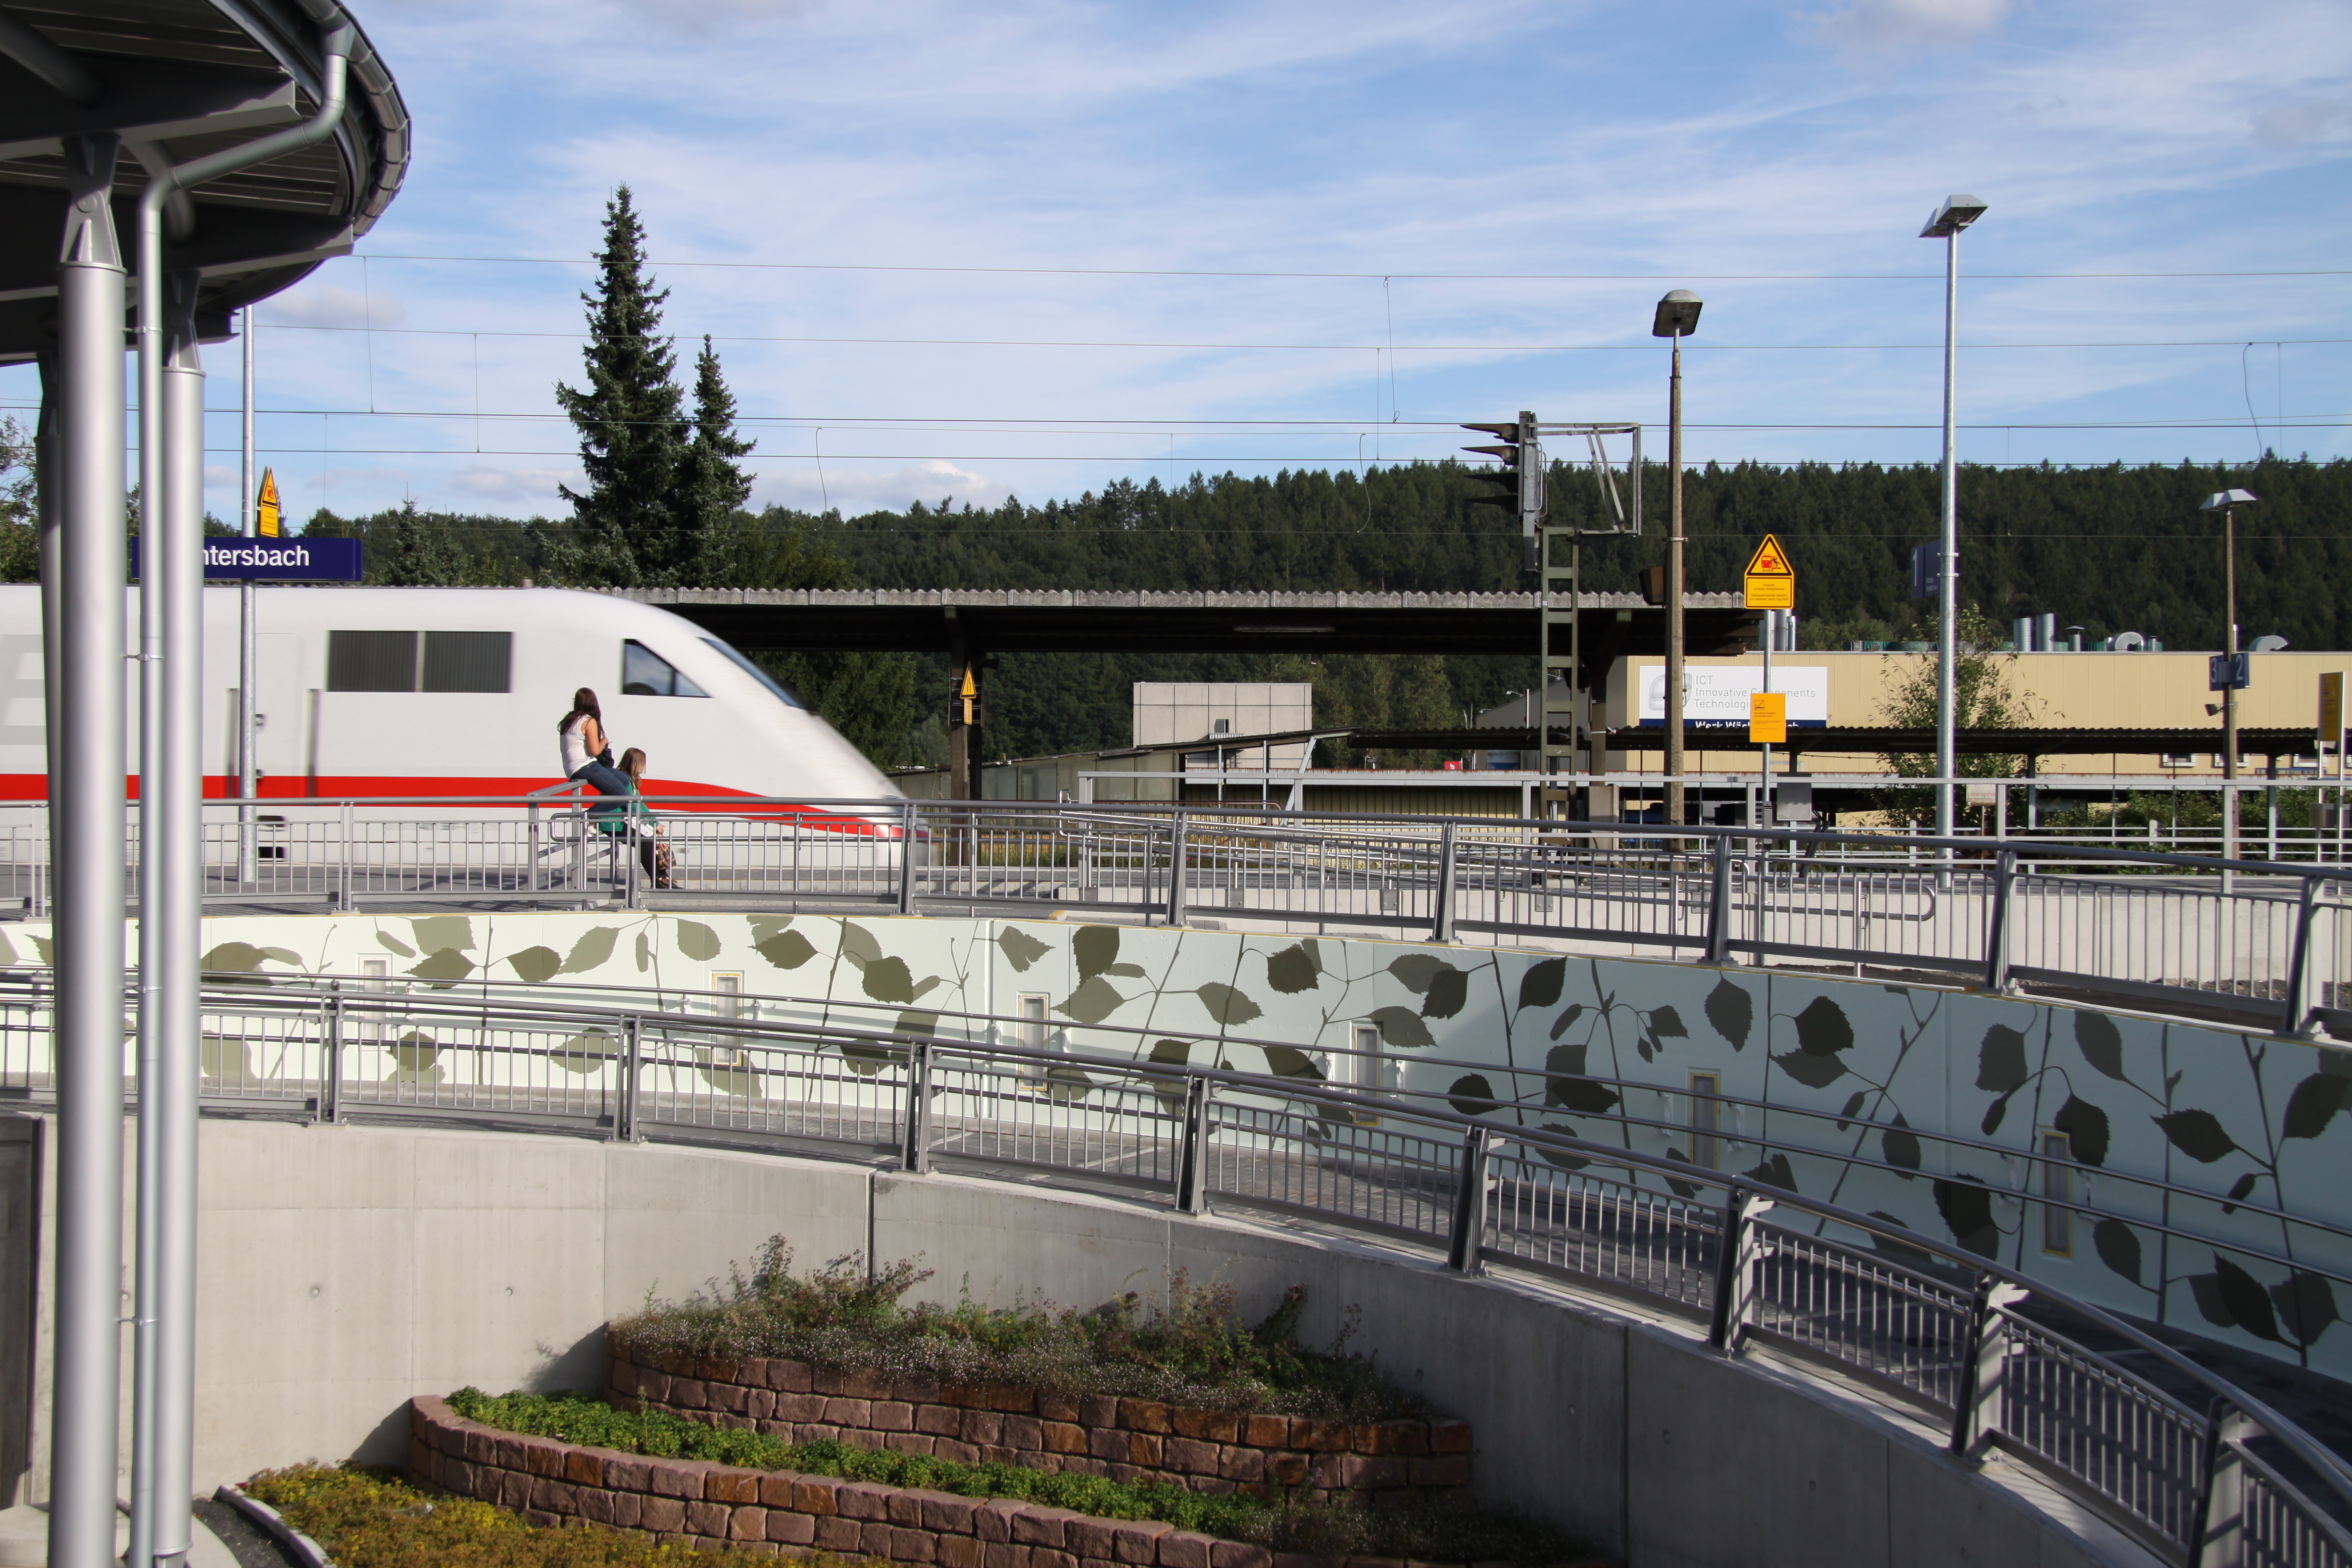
[
  {"x1": 240, "y1": 1462, "x2": 871, "y2": 1568},
  {"x1": 608, "y1": 1240, "x2": 1419, "y2": 1422}
]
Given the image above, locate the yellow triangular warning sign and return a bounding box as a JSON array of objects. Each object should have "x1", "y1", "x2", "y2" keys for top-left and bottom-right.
[
  {"x1": 1744, "y1": 534, "x2": 1792, "y2": 578},
  {"x1": 959, "y1": 667, "x2": 977, "y2": 697},
  {"x1": 256, "y1": 469, "x2": 281, "y2": 537}
]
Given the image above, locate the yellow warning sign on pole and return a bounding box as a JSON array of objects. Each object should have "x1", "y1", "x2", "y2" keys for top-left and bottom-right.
[
  {"x1": 1743, "y1": 533, "x2": 1793, "y2": 610},
  {"x1": 959, "y1": 667, "x2": 977, "y2": 698},
  {"x1": 1748, "y1": 691, "x2": 1787, "y2": 745},
  {"x1": 255, "y1": 468, "x2": 281, "y2": 537}
]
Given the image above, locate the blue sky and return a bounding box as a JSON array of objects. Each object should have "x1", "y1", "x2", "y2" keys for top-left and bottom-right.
[{"x1": 18, "y1": 0, "x2": 2352, "y2": 521}]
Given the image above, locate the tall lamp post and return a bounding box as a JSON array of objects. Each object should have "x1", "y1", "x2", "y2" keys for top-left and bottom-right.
[
  {"x1": 1652, "y1": 290, "x2": 1702, "y2": 829},
  {"x1": 1919, "y1": 194, "x2": 1986, "y2": 852},
  {"x1": 2203, "y1": 488, "x2": 2257, "y2": 863}
]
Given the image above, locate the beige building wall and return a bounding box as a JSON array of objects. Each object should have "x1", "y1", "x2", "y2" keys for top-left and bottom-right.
[{"x1": 1131, "y1": 682, "x2": 1313, "y2": 769}]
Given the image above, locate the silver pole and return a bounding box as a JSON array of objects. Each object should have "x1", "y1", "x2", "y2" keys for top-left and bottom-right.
[
  {"x1": 1761, "y1": 609, "x2": 1772, "y2": 821},
  {"x1": 35, "y1": 355, "x2": 60, "y2": 858},
  {"x1": 51, "y1": 130, "x2": 128, "y2": 1568},
  {"x1": 155, "y1": 275, "x2": 205, "y2": 1568},
  {"x1": 239, "y1": 313, "x2": 256, "y2": 882},
  {"x1": 1935, "y1": 225, "x2": 1959, "y2": 860}
]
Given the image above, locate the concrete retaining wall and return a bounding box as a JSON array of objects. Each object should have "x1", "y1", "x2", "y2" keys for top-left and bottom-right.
[{"x1": 1, "y1": 1110, "x2": 2160, "y2": 1568}]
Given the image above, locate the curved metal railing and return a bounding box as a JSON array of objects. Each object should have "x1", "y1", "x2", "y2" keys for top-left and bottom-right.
[{"x1": 0, "y1": 972, "x2": 2344, "y2": 1566}]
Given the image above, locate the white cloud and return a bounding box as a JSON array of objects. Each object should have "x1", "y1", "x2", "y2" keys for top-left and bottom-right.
[
  {"x1": 446, "y1": 464, "x2": 579, "y2": 508},
  {"x1": 2252, "y1": 100, "x2": 2351, "y2": 145},
  {"x1": 1804, "y1": 0, "x2": 2015, "y2": 52},
  {"x1": 259, "y1": 283, "x2": 406, "y2": 329},
  {"x1": 752, "y1": 458, "x2": 1001, "y2": 518}
]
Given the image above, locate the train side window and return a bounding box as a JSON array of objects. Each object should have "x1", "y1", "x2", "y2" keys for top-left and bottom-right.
[
  {"x1": 622, "y1": 639, "x2": 709, "y2": 698},
  {"x1": 422, "y1": 631, "x2": 511, "y2": 693},
  {"x1": 326, "y1": 630, "x2": 418, "y2": 691}
]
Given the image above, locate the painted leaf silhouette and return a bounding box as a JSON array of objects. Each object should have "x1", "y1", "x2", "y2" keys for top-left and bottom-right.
[
  {"x1": 2075, "y1": 1012, "x2": 2127, "y2": 1080},
  {"x1": 1447, "y1": 1074, "x2": 1501, "y2": 1118},
  {"x1": 634, "y1": 931, "x2": 651, "y2": 972},
  {"x1": 1544, "y1": 1043, "x2": 1618, "y2": 1113},
  {"x1": 2154, "y1": 1110, "x2": 2238, "y2": 1164},
  {"x1": 1975, "y1": 1026, "x2": 2028, "y2": 1093},
  {"x1": 1519, "y1": 958, "x2": 1566, "y2": 1012},
  {"x1": 894, "y1": 1011, "x2": 939, "y2": 1040},
  {"x1": 1933, "y1": 1177, "x2": 2001, "y2": 1258},
  {"x1": 2283, "y1": 1072, "x2": 2352, "y2": 1140},
  {"x1": 1981, "y1": 1092, "x2": 2013, "y2": 1137},
  {"x1": 201, "y1": 941, "x2": 288, "y2": 975},
  {"x1": 1055, "y1": 976, "x2": 1127, "y2": 1026},
  {"x1": 1421, "y1": 965, "x2": 1469, "y2": 1020},
  {"x1": 2093, "y1": 1219, "x2": 2142, "y2": 1285},
  {"x1": 1773, "y1": 1049, "x2": 1846, "y2": 1089},
  {"x1": 2212, "y1": 1257, "x2": 2282, "y2": 1342},
  {"x1": 506, "y1": 946, "x2": 561, "y2": 984},
  {"x1": 674, "y1": 920, "x2": 722, "y2": 962},
  {"x1": 555, "y1": 1029, "x2": 617, "y2": 1075},
  {"x1": 1266, "y1": 943, "x2": 1323, "y2": 994},
  {"x1": 1387, "y1": 953, "x2": 1444, "y2": 994},
  {"x1": 1073, "y1": 925, "x2": 1121, "y2": 981},
  {"x1": 410, "y1": 916, "x2": 473, "y2": 953},
  {"x1": 1745, "y1": 1152, "x2": 1795, "y2": 1190},
  {"x1": 409, "y1": 949, "x2": 475, "y2": 985},
  {"x1": 1549, "y1": 1004, "x2": 1586, "y2": 1041},
  {"x1": 560, "y1": 925, "x2": 620, "y2": 975},
  {"x1": 2054, "y1": 1095, "x2": 2110, "y2": 1166},
  {"x1": 1148, "y1": 1038, "x2": 1193, "y2": 1067},
  {"x1": 1659, "y1": 1150, "x2": 1702, "y2": 1200},
  {"x1": 753, "y1": 928, "x2": 818, "y2": 970},
  {"x1": 1881, "y1": 1114, "x2": 1921, "y2": 1175},
  {"x1": 374, "y1": 930, "x2": 416, "y2": 958},
  {"x1": 2222, "y1": 1172, "x2": 2259, "y2": 1214},
  {"x1": 1790, "y1": 997, "x2": 1853, "y2": 1057},
  {"x1": 1196, "y1": 982, "x2": 1263, "y2": 1027},
  {"x1": 1263, "y1": 1045, "x2": 1323, "y2": 1081},
  {"x1": 859, "y1": 956, "x2": 922, "y2": 1003},
  {"x1": 1867, "y1": 1213, "x2": 1934, "y2": 1268},
  {"x1": 2271, "y1": 1272, "x2": 2339, "y2": 1347},
  {"x1": 1367, "y1": 1006, "x2": 1433, "y2": 1050},
  {"x1": 1102, "y1": 963, "x2": 1148, "y2": 978},
  {"x1": 839, "y1": 923, "x2": 887, "y2": 967},
  {"x1": 1648, "y1": 1005, "x2": 1688, "y2": 1039},
  {"x1": 1704, "y1": 979, "x2": 1753, "y2": 1049},
  {"x1": 1837, "y1": 1091, "x2": 1868, "y2": 1130},
  {"x1": 997, "y1": 926, "x2": 1050, "y2": 974}
]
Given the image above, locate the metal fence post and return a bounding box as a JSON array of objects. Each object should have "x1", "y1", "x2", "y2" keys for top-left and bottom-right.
[
  {"x1": 623, "y1": 817, "x2": 640, "y2": 910},
  {"x1": 321, "y1": 983, "x2": 344, "y2": 1125},
  {"x1": 1175, "y1": 1075, "x2": 1212, "y2": 1214},
  {"x1": 571, "y1": 801, "x2": 588, "y2": 893},
  {"x1": 1444, "y1": 1124, "x2": 1491, "y2": 1274},
  {"x1": 528, "y1": 803, "x2": 541, "y2": 893},
  {"x1": 337, "y1": 799, "x2": 354, "y2": 911},
  {"x1": 2188, "y1": 1399, "x2": 2256, "y2": 1568},
  {"x1": 1706, "y1": 1185, "x2": 1775, "y2": 1352},
  {"x1": 1705, "y1": 833, "x2": 1734, "y2": 964},
  {"x1": 1982, "y1": 848, "x2": 2016, "y2": 992},
  {"x1": 1165, "y1": 811, "x2": 1188, "y2": 927},
  {"x1": 1432, "y1": 820, "x2": 1458, "y2": 942},
  {"x1": 898, "y1": 800, "x2": 917, "y2": 916},
  {"x1": 2283, "y1": 875, "x2": 2322, "y2": 1037},
  {"x1": 1946, "y1": 1274, "x2": 2029, "y2": 1460},
  {"x1": 900, "y1": 1039, "x2": 932, "y2": 1173},
  {"x1": 613, "y1": 1015, "x2": 643, "y2": 1143}
]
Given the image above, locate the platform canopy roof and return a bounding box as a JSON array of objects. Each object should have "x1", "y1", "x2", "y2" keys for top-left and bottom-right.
[{"x1": 0, "y1": 0, "x2": 409, "y2": 360}]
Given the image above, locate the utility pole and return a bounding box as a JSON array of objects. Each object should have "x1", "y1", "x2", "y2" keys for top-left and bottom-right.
[
  {"x1": 1653, "y1": 291, "x2": 1702, "y2": 829},
  {"x1": 1920, "y1": 196, "x2": 1987, "y2": 858},
  {"x1": 2202, "y1": 488, "x2": 2257, "y2": 864},
  {"x1": 240, "y1": 308, "x2": 256, "y2": 882}
]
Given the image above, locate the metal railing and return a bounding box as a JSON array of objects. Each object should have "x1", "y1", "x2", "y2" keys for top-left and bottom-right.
[{"x1": 0, "y1": 971, "x2": 2339, "y2": 1566}]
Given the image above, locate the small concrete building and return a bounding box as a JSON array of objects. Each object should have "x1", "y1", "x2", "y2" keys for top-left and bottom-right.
[{"x1": 1131, "y1": 683, "x2": 1313, "y2": 770}]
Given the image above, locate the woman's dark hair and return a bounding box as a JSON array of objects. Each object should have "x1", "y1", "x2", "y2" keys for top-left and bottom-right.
[{"x1": 559, "y1": 687, "x2": 601, "y2": 734}]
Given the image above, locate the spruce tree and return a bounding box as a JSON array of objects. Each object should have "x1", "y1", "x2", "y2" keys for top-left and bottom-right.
[
  {"x1": 551, "y1": 186, "x2": 683, "y2": 585},
  {"x1": 670, "y1": 335, "x2": 756, "y2": 583}
]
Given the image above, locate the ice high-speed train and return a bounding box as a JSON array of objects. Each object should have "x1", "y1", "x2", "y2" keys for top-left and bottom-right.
[{"x1": 0, "y1": 585, "x2": 902, "y2": 809}]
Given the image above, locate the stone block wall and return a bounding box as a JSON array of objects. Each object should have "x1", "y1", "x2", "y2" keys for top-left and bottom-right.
[{"x1": 605, "y1": 1352, "x2": 1471, "y2": 1503}]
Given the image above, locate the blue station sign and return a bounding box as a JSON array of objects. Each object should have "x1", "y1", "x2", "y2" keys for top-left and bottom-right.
[{"x1": 132, "y1": 536, "x2": 365, "y2": 582}]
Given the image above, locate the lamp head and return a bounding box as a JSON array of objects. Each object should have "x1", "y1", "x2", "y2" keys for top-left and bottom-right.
[
  {"x1": 1919, "y1": 194, "x2": 1988, "y2": 239},
  {"x1": 1651, "y1": 290, "x2": 1703, "y2": 339},
  {"x1": 2200, "y1": 489, "x2": 2258, "y2": 512}
]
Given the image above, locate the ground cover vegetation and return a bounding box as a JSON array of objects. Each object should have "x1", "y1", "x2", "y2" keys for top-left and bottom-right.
[
  {"x1": 241, "y1": 1462, "x2": 850, "y2": 1568},
  {"x1": 443, "y1": 1389, "x2": 1585, "y2": 1565},
  {"x1": 611, "y1": 1242, "x2": 1421, "y2": 1423}
]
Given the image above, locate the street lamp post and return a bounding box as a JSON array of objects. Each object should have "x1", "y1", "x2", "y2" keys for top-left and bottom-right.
[
  {"x1": 1920, "y1": 194, "x2": 1986, "y2": 856},
  {"x1": 1653, "y1": 290, "x2": 1702, "y2": 830},
  {"x1": 2203, "y1": 488, "x2": 2257, "y2": 864}
]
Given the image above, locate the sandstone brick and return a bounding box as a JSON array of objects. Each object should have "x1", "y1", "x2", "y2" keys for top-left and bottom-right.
[
  {"x1": 811, "y1": 1367, "x2": 845, "y2": 1397},
  {"x1": 770, "y1": 1359, "x2": 815, "y2": 1393},
  {"x1": 1164, "y1": 1438, "x2": 1218, "y2": 1475},
  {"x1": 918, "y1": 1404, "x2": 963, "y2": 1437},
  {"x1": 1219, "y1": 1448, "x2": 1265, "y2": 1484},
  {"x1": 730, "y1": 1508, "x2": 768, "y2": 1541},
  {"x1": 1210, "y1": 1545, "x2": 1272, "y2": 1568},
  {"x1": 814, "y1": 1517, "x2": 863, "y2": 1552},
  {"x1": 1427, "y1": 1421, "x2": 1471, "y2": 1455},
  {"x1": 887, "y1": 1433, "x2": 938, "y2": 1457},
  {"x1": 610, "y1": 1493, "x2": 643, "y2": 1529},
  {"x1": 649, "y1": 1462, "x2": 704, "y2": 1500},
  {"x1": 1407, "y1": 1456, "x2": 1469, "y2": 1487},
  {"x1": 605, "y1": 1457, "x2": 651, "y2": 1492},
  {"x1": 962, "y1": 1411, "x2": 1005, "y2": 1446},
  {"x1": 746, "y1": 1390, "x2": 776, "y2": 1421},
  {"x1": 1079, "y1": 1396, "x2": 1121, "y2": 1429},
  {"x1": 1035, "y1": 1393, "x2": 1080, "y2": 1424},
  {"x1": 1373, "y1": 1422, "x2": 1426, "y2": 1458},
  {"x1": 890, "y1": 1374, "x2": 943, "y2": 1405},
  {"x1": 1344, "y1": 1557, "x2": 1406, "y2": 1568},
  {"x1": 776, "y1": 1393, "x2": 828, "y2": 1422},
  {"x1": 1188, "y1": 1479, "x2": 1234, "y2": 1498},
  {"x1": 984, "y1": 1545, "x2": 1032, "y2": 1568},
  {"x1": 564, "y1": 1450, "x2": 603, "y2": 1487},
  {"x1": 464, "y1": 1428, "x2": 499, "y2": 1466},
  {"x1": 1120, "y1": 1400, "x2": 1172, "y2": 1435},
  {"x1": 976, "y1": 1500, "x2": 1026, "y2": 1543},
  {"x1": 1032, "y1": 1550, "x2": 1076, "y2": 1568},
  {"x1": 798, "y1": 1423, "x2": 842, "y2": 1445},
  {"x1": 920, "y1": 1493, "x2": 979, "y2": 1534},
  {"x1": 767, "y1": 1513, "x2": 816, "y2": 1546},
  {"x1": 577, "y1": 1489, "x2": 619, "y2": 1527},
  {"x1": 1290, "y1": 1421, "x2": 1348, "y2": 1453},
  {"x1": 1109, "y1": 1521, "x2": 1170, "y2": 1565},
  {"x1": 892, "y1": 1527, "x2": 941, "y2": 1563},
  {"x1": 1170, "y1": 1409, "x2": 1237, "y2": 1444},
  {"x1": 1003, "y1": 1416, "x2": 1045, "y2": 1452},
  {"x1": 939, "y1": 1536, "x2": 983, "y2": 1568},
  {"x1": 1272, "y1": 1555, "x2": 1321, "y2": 1568},
  {"x1": 1089, "y1": 1429, "x2": 1128, "y2": 1464},
  {"x1": 497, "y1": 1471, "x2": 532, "y2": 1510},
  {"x1": 1042, "y1": 1422, "x2": 1086, "y2": 1456},
  {"x1": 1012, "y1": 1507, "x2": 1070, "y2": 1548},
  {"x1": 1127, "y1": 1434, "x2": 1163, "y2": 1468},
  {"x1": 1268, "y1": 1454, "x2": 1309, "y2": 1487},
  {"x1": 826, "y1": 1398, "x2": 874, "y2": 1427},
  {"x1": 1065, "y1": 1519, "x2": 1116, "y2": 1560},
  {"x1": 408, "y1": 1436, "x2": 432, "y2": 1480},
  {"x1": 709, "y1": 1382, "x2": 749, "y2": 1416},
  {"x1": 685, "y1": 1501, "x2": 730, "y2": 1536},
  {"x1": 671, "y1": 1378, "x2": 709, "y2": 1411},
  {"x1": 987, "y1": 1383, "x2": 1037, "y2": 1415},
  {"x1": 941, "y1": 1381, "x2": 983, "y2": 1409},
  {"x1": 524, "y1": 1435, "x2": 569, "y2": 1477},
  {"x1": 1061, "y1": 1458, "x2": 1108, "y2": 1479},
  {"x1": 1157, "y1": 1532, "x2": 1214, "y2": 1568},
  {"x1": 935, "y1": 1439, "x2": 980, "y2": 1465},
  {"x1": 846, "y1": 1482, "x2": 904, "y2": 1521},
  {"x1": 522, "y1": 1510, "x2": 557, "y2": 1528},
  {"x1": 872, "y1": 1400, "x2": 916, "y2": 1433},
  {"x1": 707, "y1": 1469, "x2": 762, "y2": 1505}
]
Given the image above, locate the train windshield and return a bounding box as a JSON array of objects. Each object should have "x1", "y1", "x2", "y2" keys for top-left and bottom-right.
[{"x1": 701, "y1": 637, "x2": 804, "y2": 709}]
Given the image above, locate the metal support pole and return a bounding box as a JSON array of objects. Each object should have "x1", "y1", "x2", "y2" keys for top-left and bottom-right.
[
  {"x1": 1444, "y1": 1124, "x2": 1491, "y2": 1274},
  {"x1": 50, "y1": 129, "x2": 128, "y2": 1568},
  {"x1": 618, "y1": 1015, "x2": 643, "y2": 1143},
  {"x1": 1935, "y1": 226, "x2": 1961, "y2": 867},
  {"x1": 1431, "y1": 819, "x2": 1457, "y2": 942},
  {"x1": 238, "y1": 313, "x2": 256, "y2": 884},
  {"x1": 1983, "y1": 848, "x2": 2016, "y2": 992},
  {"x1": 35, "y1": 354, "x2": 60, "y2": 891},
  {"x1": 2282, "y1": 876, "x2": 2321, "y2": 1038},
  {"x1": 899, "y1": 1039, "x2": 931, "y2": 1173},
  {"x1": 1175, "y1": 1075, "x2": 1211, "y2": 1215},
  {"x1": 1665, "y1": 335, "x2": 1687, "y2": 831},
  {"x1": 897, "y1": 799, "x2": 917, "y2": 915},
  {"x1": 2188, "y1": 1400, "x2": 2256, "y2": 1568},
  {"x1": 528, "y1": 803, "x2": 541, "y2": 892},
  {"x1": 1705, "y1": 833, "x2": 1734, "y2": 964},
  {"x1": 1165, "y1": 811, "x2": 1188, "y2": 927},
  {"x1": 322, "y1": 986, "x2": 344, "y2": 1124},
  {"x1": 1706, "y1": 1186, "x2": 1774, "y2": 1352},
  {"x1": 1947, "y1": 1276, "x2": 2028, "y2": 1460}
]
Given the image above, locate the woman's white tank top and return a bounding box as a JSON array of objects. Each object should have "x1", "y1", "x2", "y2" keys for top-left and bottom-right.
[{"x1": 560, "y1": 714, "x2": 593, "y2": 774}]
